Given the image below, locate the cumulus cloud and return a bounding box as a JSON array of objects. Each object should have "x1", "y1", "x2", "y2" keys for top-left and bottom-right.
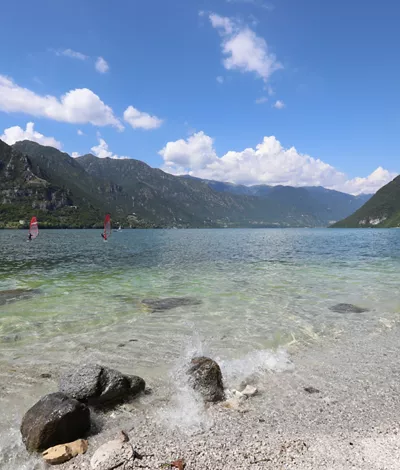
[
  {"x1": 209, "y1": 13, "x2": 282, "y2": 81},
  {"x1": 338, "y1": 167, "x2": 396, "y2": 195},
  {"x1": 0, "y1": 75, "x2": 123, "y2": 130},
  {"x1": 160, "y1": 131, "x2": 217, "y2": 174},
  {"x1": 91, "y1": 136, "x2": 129, "y2": 160},
  {"x1": 71, "y1": 152, "x2": 80, "y2": 158},
  {"x1": 58, "y1": 49, "x2": 88, "y2": 60},
  {"x1": 273, "y1": 99, "x2": 285, "y2": 109},
  {"x1": 1, "y1": 122, "x2": 62, "y2": 149},
  {"x1": 159, "y1": 132, "x2": 396, "y2": 195},
  {"x1": 95, "y1": 57, "x2": 109, "y2": 74},
  {"x1": 77, "y1": 129, "x2": 84, "y2": 136},
  {"x1": 123, "y1": 105, "x2": 163, "y2": 130}
]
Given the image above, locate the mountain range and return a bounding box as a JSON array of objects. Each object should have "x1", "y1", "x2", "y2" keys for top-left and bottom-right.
[{"x1": 0, "y1": 139, "x2": 372, "y2": 229}]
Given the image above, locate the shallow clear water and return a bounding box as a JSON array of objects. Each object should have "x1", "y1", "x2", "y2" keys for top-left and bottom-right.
[{"x1": 1, "y1": 228, "x2": 400, "y2": 467}]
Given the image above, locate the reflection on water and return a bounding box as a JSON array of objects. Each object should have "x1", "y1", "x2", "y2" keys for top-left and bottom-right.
[{"x1": 0, "y1": 228, "x2": 400, "y2": 466}]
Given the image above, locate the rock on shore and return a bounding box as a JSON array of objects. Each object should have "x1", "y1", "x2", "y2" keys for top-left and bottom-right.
[
  {"x1": 59, "y1": 364, "x2": 145, "y2": 407},
  {"x1": 20, "y1": 393, "x2": 90, "y2": 452},
  {"x1": 188, "y1": 357, "x2": 225, "y2": 402},
  {"x1": 42, "y1": 439, "x2": 88, "y2": 465}
]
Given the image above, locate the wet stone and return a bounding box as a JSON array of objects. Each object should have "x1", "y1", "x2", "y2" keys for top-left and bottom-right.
[
  {"x1": 20, "y1": 393, "x2": 90, "y2": 452},
  {"x1": 304, "y1": 386, "x2": 320, "y2": 394},
  {"x1": 59, "y1": 364, "x2": 145, "y2": 407},
  {"x1": 40, "y1": 373, "x2": 52, "y2": 379},
  {"x1": 188, "y1": 356, "x2": 225, "y2": 403}
]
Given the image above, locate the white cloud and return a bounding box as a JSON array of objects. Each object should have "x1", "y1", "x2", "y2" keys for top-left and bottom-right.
[
  {"x1": 273, "y1": 99, "x2": 285, "y2": 109},
  {"x1": 1, "y1": 122, "x2": 62, "y2": 149},
  {"x1": 71, "y1": 152, "x2": 80, "y2": 158},
  {"x1": 266, "y1": 85, "x2": 275, "y2": 96},
  {"x1": 209, "y1": 13, "x2": 282, "y2": 81},
  {"x1": 95, "y1": 57, "x2": 109, "y2": 74},
  {"x1": 0, "y1": 75, "x2": 123, "y2": 130},
  {"x1": 226, "y1": 0, "x2": 274, "y2": 10},
  {"x1": 123, "y1": 105, "x2": 163, "y2": 130},
  {"x1": 216, "y1": 76, "x2": 224, "y2": 84},
  {"x1": 91, "y1": 136, "x2": 129, "y2": 160},
  {"x1": 58, "y1": 49, "x2": 88, "y2": 60},
  {"x1": 77, "y1": 129, "x2": 84, "y2": 136},
  {"x1": 159, "y1": 132, "x2": 396, "y2": 195},
  {"x1": 210, "y1": 14, "x2": 235, "y2": 35},
  {"x1": 338, "y1": 167, "x2": 397, "y2": 195},
  {"x1": 160, "y1": 131, "x2": 217, "y2": 173},
  {"x1": 255, "y1": 96, "x2": 268, "y2": 104}
]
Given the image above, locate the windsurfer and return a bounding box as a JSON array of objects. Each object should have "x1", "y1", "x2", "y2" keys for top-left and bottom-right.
[
  {"x1": 28, "y1": 233, "x2": 32, "y2": 241},
  {"x1": 101, "y1": 233, "x2": 107, "y2": 241}
]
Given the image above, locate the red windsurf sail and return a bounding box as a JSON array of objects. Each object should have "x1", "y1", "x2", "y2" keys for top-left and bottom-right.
[
  {"x1": 29, "y1": 217, "x2": 39, "y2": 239},
  {"x1": 104, "y1": 214, "x2": 111, "y2": 239}
]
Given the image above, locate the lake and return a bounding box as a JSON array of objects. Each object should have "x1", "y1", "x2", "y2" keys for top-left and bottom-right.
[{"x1": 1, "y1": 228, "x2": 400, "y2": 468}]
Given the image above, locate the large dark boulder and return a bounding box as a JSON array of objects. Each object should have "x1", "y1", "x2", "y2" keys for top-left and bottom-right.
[
  {"x1": 188, "y1": 357, "x2": 225, "y2": 402},
  {"x1": 59, "y1": 364, "x2": 145, "y2": 407},
  {"x1": 20, "y1": 393, "x2": 90, "y2": 452}
]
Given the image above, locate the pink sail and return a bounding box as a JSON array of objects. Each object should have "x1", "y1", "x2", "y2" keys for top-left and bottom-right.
[{"x1": 29, "y1": 217, "x2": 39, "y2": 239}]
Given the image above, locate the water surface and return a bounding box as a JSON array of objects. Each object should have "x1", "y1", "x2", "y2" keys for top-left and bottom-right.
[{"x1": 1, "y1": 228, "x2": 400, "y2": 467}]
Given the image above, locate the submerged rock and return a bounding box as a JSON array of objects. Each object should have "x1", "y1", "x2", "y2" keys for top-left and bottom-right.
[
  {"x1": 20, "y1": 393, "x2": 90, "y2": 452},
  {"x1": 188, "y1": 357, "x2": 225, "y2": 403},
  {"x1": 304, "y1": 386, "x2": 320, "y2": 394},
  {"x1": 59, "y1": 364, "x2": 145, "y2": 407},
  {"x1": 0, "y1": 288, "x2": 40, "y2": 306},
  {"x1": 1, "y1": 333, "x2": 21, "y2": 343},
  {"x1": 329, "y1": 303, "x2": 369, "y2": 314},
  {"x1": 141, "y1": 297, "x2": 202, "y2": 312},
  {"x1": 42, "y1": 439, "x2": 88, "y2": 465}
]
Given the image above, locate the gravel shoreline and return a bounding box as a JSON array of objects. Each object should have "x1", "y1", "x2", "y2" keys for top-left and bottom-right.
[
  {"x1": 52, "y1": 322, "x2": 400, "y2": 470},
  {"x1": 3, "y1": 320, "x2": 400, "y2": 469}
]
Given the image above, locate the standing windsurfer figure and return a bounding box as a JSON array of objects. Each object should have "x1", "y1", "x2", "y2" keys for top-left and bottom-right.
[
  {"x1": 101, "y1": 233, "x2": 107, "y2": 241},
  {"x1": 28, "y1": 233, "x2": 32, "y2": 241}
]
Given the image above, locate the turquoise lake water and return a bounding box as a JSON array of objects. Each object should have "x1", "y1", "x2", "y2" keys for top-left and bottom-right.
[
  {"x1": 0, "y1": 228, "x2": 400, "y2": 468},
  {"x1": 1, "y1": 228, "x2": 400, "y2": 368}
]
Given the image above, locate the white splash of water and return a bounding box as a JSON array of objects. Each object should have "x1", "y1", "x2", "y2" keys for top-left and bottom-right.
[
  {"x1": 0, "y1": 427, "x2": 44, "y2": 470},
  {"x1": 218, "y1": 348, "x2": 295, "y2": 389},
  {"x1": 157, "y1": 331, "x2": 213, "y2": 435}
]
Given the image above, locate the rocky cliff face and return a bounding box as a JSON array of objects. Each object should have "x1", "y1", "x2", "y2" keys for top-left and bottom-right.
[{"x1": 0, "y1": 140, "x2": 77, "y2": 228}]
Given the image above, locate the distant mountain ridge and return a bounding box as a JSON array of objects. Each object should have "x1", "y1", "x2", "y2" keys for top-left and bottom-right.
[
  {"x1": 181, "y1": 175, "x2": 371, "y2": 224},
  {"x1": 0, "y1": 139, "x2": 372, "y2": 228},
  {"x1": 331, "y1": 175, "x2": 400, "y2": 228}
]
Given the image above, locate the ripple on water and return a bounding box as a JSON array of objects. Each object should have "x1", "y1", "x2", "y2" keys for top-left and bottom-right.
[{"x1": 0, "y1": 228, "x2": 400, "y2": 465}]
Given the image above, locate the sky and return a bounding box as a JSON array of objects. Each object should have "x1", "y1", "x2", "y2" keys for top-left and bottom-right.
[{"x1": 0, "y1": 0, "x2": 399, "y2": 195}]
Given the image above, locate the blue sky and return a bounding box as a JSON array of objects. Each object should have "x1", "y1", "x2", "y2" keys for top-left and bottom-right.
[{"x1": 0, "y1": 0, "x2": 399, "y2": 194}]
